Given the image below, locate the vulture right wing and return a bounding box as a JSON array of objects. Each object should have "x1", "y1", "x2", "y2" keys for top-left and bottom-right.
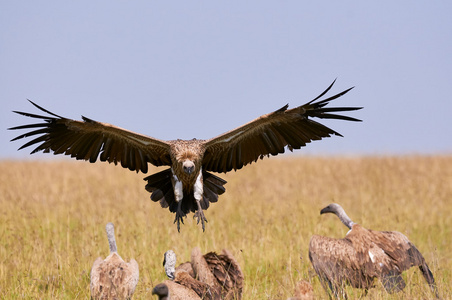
[
  {"x1": 203, "y1": 80, "x2": 362, "y2": 173},
  {"x1": 9, "y1": 100, "x2": 172, "y2": 173},
  {"x1": 371, "y1": 230, "x2": 439, "y2": 296}
]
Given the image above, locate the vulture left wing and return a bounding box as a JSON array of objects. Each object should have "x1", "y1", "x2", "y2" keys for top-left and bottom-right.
[
  {"x1": 309, "y1": 235, "x2": 369, "y2": 297},
  {"x1": 202, "y1": 80, "x2": 362, "y2": 173},
  {"x1": 9, "y1": 100, "x2": 172, "y2": 173}
]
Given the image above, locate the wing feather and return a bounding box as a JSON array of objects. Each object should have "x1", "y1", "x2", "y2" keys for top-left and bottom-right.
[
  {"x1": 9, "y1": 100, "x2": 172, "y2": 173},
  {"x1": 309, "y1": 234, "x2": 377, "y2": 295},
  {"x1": 370, "y1": 229, "x2": 438, "y2": 296},
  {"x1": 203, "y1": 81, "x2": 362, "y2": 173}
]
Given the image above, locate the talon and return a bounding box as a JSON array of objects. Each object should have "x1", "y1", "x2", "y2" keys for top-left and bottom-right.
[
  {"x1": 174, "y1": 202, "x2": 186, "y2": 232},
  {"x1": 194, "y1": 210, "x2": 208, "y2": 232}
]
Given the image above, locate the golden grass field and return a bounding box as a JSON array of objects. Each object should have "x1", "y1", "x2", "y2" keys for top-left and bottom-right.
[{"x1": 0, "y1": 156, "x2": 451, "y2": 299}]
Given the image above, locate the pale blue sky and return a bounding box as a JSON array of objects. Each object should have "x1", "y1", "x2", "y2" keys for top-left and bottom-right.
[{"x1": 2, "y1": 1, "x2": 451, "y2": 159}]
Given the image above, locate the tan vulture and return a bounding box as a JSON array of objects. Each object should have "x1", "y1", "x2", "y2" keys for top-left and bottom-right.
[
  {"x1": 309, "y1": 203, "x2": 439, "y2": 299},
  {"x1": 152, "y1": 282, "x2": 201, "y2": 300},
  {"x1": 90, "y1": 222, "x2": 139, "y2": 300},
  {"x1": 9, "y1": 80, "x2": 361, "y2": 231}
]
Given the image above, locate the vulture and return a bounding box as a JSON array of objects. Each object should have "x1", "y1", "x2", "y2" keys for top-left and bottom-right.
[
  {"x1": 309, "y1": 203, "x2": 439, "y2": 299},
  {"x1": 160, "y1": 249, "x2": 218, "y2": 300},
  {"x1": 151, "y1": 283, "x2": 171, "y2": 300},
  {"x1": 152, "y1": 282, "x2": 201, "y2": 300},
  {"x1": 9, "y1": 80, "x2": 361, "y2": 231},
  {"x1": 159, "y1": 247, "x2": 243, "y2": 299},
  {"x1": 90, "y1": 222, "x2": 139, "y2": 300}
]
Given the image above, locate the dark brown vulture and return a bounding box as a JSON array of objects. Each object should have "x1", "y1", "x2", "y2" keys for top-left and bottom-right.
[
  {"x1": 309, "y1": 203, "x2": 439, "y2": 299},
  {"x1": 160, "y1": 249, "x2": 217, "y2": 299},
  {"x1": 161, "y1": 248, "x2": 243, "y2": 300},
  {"x1": 90, "y1": 222, "x2": 139, "y2": 300},
  {"x1": 9, "y1": 80, "x2": 361, "y2": 231}
]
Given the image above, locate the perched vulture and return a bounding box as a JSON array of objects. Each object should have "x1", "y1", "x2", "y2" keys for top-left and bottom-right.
[
  {"x1": 151, "y1": 283, "x2": 171, "y2": 300},
  {"x1": 152, "y1": 282, "x2": 201, "y2": 300},
  {"x1": 90, "y1": 222, "x2": 139, "y2": 300},
  {"x1": 161, "y1": 250, "x2": 218, "y2": 300},
  {"x1": 309, "y1": 203, "x2": 439, "y2": 299},
  {"x1": 9, "y1": 80, "x2": 361, "y2": 231},
  {"x1": 160, "y1": 248, "x2": 244, "y2": 300}
]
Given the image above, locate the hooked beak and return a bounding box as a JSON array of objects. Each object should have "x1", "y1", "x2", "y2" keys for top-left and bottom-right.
[
  {"x1": 320, "y1": 205, "x2": 332, "y2": 215},
  {"x1": 183, "y1": 161, "x2": 195, "y2": 175}
]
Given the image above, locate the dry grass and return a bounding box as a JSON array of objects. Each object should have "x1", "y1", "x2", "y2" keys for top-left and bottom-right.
[{"x1": 0, "y1": 156, "x2": 451, "y2": 299}]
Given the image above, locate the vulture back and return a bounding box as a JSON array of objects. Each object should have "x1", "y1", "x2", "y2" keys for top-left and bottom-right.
[{"x1": 90, "y1": 223, "x2": 139, "y2": 300}]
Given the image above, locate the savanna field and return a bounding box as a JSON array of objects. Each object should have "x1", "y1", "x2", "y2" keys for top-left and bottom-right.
[{"x1": 0, "y1": 156, "x2": 451, "y2": 299}]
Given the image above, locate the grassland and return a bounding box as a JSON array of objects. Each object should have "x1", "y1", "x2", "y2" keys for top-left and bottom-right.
[{"x1": 0, "y1": 156, "x2": 451, "y2": 299}]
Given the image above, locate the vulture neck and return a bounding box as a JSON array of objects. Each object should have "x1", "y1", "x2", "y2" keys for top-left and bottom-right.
[
  {"x1": 334, "y1": 207, "x2": 355, "y2": 230},
  {"x1": 106, "y1": 223, "x2": 117, "y2": 253}
]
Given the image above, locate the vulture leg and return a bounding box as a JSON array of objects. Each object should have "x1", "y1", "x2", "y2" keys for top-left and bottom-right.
[
  {"x1": 193, "y1": 170, "x2": 207, "y2": 232},
  {"x1": 193, "y1": 201, "x2": 208, "y2": 232},
  {"x1": 174, "y1": 201, "x2": 186, "y2": 232},
  {"x1": 170, "y1": 170, "x2": 187, "y2": 232}
]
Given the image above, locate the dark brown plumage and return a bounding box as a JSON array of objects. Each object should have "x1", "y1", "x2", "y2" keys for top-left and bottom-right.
[
  {"x1": 202, "y1": 249, "x2": 244, "y2": 299},
  {"x1": 90, "y1": 223, "x2": 139, "y2": 300},
  {"x1": 9, "y1": 81, "x2": 361, "y2": 231},
  {"x1": 309, "y1": 203, "x2": 439, "y2": 299},
  {"x1": 161, "y1": 248, "x2": 243, "y2": 300}
]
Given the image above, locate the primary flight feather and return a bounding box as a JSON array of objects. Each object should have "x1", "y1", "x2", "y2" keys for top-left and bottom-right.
[{"x1": 9, "y1": 80, "x2": 362, "y2": 231}]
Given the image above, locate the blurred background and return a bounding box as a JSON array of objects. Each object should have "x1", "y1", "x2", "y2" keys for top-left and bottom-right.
[{"x1": 2, "y1": 1, "x2": 451, "y2": 159}]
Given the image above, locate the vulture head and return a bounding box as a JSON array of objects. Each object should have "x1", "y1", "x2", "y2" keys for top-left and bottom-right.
[
  {"x1": 152, "y1": 283, "x2": 169, "y2": 300},
  {"x1": 320, "y1": 203, "x2": 355, "y2": 229},
  {"x1": 170, "y1": 141, "x2": 203, "y2": 178},
  {"x1": 163, "y1": 250, "x2": 177, "y2": 280},
  {"x1": 320, "y1": 203, "x2": 343, "y2": 215}
]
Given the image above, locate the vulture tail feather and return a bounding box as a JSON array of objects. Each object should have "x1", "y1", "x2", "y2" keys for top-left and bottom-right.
[
  {"x1": 203, "y1": 171, "x2": 227, "y2": 195},
  {"x1": 144, "y1": 168, "x2": 173, "y2": 202},
  {"x1": 419, "y1": 264, "x2": 440, "y2": 298}
]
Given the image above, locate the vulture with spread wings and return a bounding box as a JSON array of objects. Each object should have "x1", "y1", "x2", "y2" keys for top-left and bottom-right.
[{"x1": 9, "y1": 80, "x2": 361, "y2": 231}]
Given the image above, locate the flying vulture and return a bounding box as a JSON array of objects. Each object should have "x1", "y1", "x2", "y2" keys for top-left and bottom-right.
[
  {"x1": 90, "y1": 222, "x2": 139, "y2": 300},
  {"x1": 309, "y1": 203, "x2": 439, "y2": 299},
  {"x1": 9, "y1": 80, "x2": 361, "y2": 231}
]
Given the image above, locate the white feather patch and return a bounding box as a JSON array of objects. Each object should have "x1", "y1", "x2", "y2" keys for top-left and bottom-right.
[
  {"x1": 368, "y1": 250, "x2": 375, "y2": 263},
  {"x1": 220, "y1": 130, "x2": 244, "y2": 143},
  {"x1": 194, "y1": 168, "x2": 203, "y2": 200},
  {"x1": 127, "y1": 134, "x2": 151, "y2": 145},
  {"x1": 171, "y1": 169, "x2": 183, "y2": 201}
]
